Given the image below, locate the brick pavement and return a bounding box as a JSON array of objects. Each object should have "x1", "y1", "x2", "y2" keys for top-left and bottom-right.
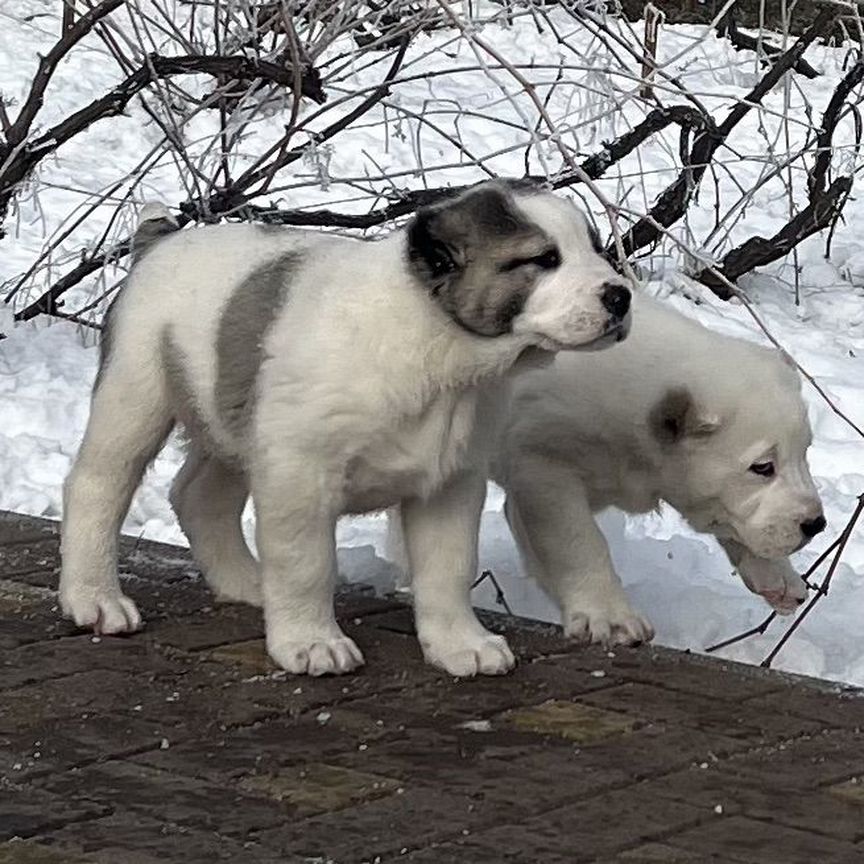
[{"x1": 1, "y1": 510, "x2": 862, "y2": 863}]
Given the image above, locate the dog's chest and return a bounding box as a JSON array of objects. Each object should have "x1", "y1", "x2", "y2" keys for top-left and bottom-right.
[{"x1": 343, "y1": 387, "x2": 497, "y2": 512}]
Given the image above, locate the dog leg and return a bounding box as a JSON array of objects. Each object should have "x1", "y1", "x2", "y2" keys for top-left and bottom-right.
[
  {"x1": 719, "y1": 539, "x2": 807, "y2": 614},
  {"x1": 504, "y1": 452, "x2": 654, "y2": 647},
  {"x1": 252, "y1": 462, "x2": 363, "y2": 677},
  {"x1": 60, "y1": 356, "x2": 173, "y2": 634},
  {"x1": 170, "y1": 446, "x2": 261, "y2": 606},
  {"x1": 403, "y1": 471, "x2": 515, "y2": 677}
]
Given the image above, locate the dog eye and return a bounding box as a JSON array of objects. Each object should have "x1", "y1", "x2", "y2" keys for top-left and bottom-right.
[
  {"x1": 500, "y1": 247, "x2": 561, "y2": 272},
  {"x1": 750, "y1": 461, "x2": 775, "y2": 478},
  {"x1": 532, "y1": 248, "x2": 561, "y2": 269}
]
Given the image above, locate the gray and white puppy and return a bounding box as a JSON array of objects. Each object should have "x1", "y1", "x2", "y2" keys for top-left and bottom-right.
[{"x1": 59, "y1": 180, "x2": 632, "y2": 677}]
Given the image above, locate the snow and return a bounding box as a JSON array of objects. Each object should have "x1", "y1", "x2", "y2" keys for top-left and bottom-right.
[{"x1": 1, "y1": 2, "x2": 863, "y2": 686}]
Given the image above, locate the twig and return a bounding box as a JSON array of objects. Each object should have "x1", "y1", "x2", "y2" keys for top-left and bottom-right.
[
  {"x1": 0, "y1": 52, "x2": 326, "y2": 229},
  {"x1": 640, "y1": 4, "x2": 663, "y2": 100},
  {"x1": 2, "y1": 0, "x2": 124, "y2": 154},
  {"x1": 613, "y1": 4, "x2": 839, "y2": 261},
  {"x1": 761, "y1": 494, "x2": 864, "y2": 668},
  {"x1": 704, "y1": 527, "x2": 848, "y2": 653},
  {"x1": 705, "y1": 612, "x2": 777, "y2": 654},
  {"x1": 471, "y1": 569, "x2": 514, "y2": 617},
  {"x1": 11, "y1": 34, "x2": 411, "y2": 322},
  {"x1": 717, "y1": 13, "x2": 820, "y2": 80},
  {"x1": 224, "y1": 34, "x2": 409, "y2": 202},
  {"x1": 698, "y1": 176, "x2": 854, "y2": 295},
  {"x1": 810, "y1": 60, "x2": 864, "y2": 199}
]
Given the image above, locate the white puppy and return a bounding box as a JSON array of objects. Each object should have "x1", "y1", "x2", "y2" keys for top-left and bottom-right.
[
  {"x1": 59, "y1": 180, "x2": 632, "y2": 677},
  {"x1": 495, "y1": 292, "x2": 825, "y2": 646}
]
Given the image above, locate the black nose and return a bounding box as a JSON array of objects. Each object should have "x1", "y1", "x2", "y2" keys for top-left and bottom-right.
[
  {"x1": 800, "y1": 515, "x2": 826, "y2": 538},
  {"x1": 601, "y1": 283, "x2": 631, "y2": 320}
]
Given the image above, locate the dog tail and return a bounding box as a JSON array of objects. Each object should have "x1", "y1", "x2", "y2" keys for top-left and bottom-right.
[{"x1": 133, "y1": 202, "x2": 179, "y2": 261}]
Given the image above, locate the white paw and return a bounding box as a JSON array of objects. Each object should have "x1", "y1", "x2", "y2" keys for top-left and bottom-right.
[
  {"x1": 268, "y1": 633, "x2": 365, "y2": 676},
  {"x1": 60, "y1": 586, "x2": 142, "y2": 635},
  {"x1": 564, "y1": 601, "x2": 654, "y2": 647},
  {"x1": 421, "y1": 630, "x2": 516, "y2": 677}
]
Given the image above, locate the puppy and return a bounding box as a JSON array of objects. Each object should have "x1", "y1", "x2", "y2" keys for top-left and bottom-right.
[
  {"x1": 59, "y1": 180, "x2": 631, "y2": 676},
  {"x1": 495, "y1": 291, "x2": 825, "y2": 646}
]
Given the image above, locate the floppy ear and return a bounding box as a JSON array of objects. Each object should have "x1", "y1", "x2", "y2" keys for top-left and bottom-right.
[
  {"x1": 407, "y1": 205, "x2": 464, "y2": 283},
  {"x1": 407, "y1": 185, "x2": 522, "y2": 286},
  {"x1": 649, "y1": 387, "x2": 721, "y2": 444}
]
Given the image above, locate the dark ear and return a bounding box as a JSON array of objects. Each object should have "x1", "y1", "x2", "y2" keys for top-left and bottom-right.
[
  {"x1": 407, "y1": 185, "x2": 522, "y2": 285},
  {"x1": 649, "y1": 387, "x2": 721, "y2": 444},
  {"x1": 407, "y1": 206, "x2": 463, "y2": 283}
]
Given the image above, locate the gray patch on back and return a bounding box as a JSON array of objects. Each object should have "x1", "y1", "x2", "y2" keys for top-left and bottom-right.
[{"x1": 215, "y1": 252, "x2": 300, "y2": 436}]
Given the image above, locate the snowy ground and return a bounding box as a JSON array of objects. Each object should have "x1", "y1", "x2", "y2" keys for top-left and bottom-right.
[{"x1": 1, "y1": 2, "x2": 863, "y2": 686}]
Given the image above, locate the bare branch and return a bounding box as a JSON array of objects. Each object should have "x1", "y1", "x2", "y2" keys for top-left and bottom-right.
[
  {"x1": 612, "y1": 4, "x2": 839, "y2": 261},
  {"x1": 717, "y1": 13, "x2": 820, "y2": 80},
  {"x1": 810, "y1": 59, "x2": 864, "y2": 198},
  {"x1": 698, "y1": 176, "x2": 853, "y2": 298},
  {"x1": 0, "y1": 52, "x2": 326, "y2": 230},
  {"x1": 762, "y1": 494, "x2": 864, "y2": 668},
  {"x1": 2, "y1": 0, "x2": 124, "y2": 153}
]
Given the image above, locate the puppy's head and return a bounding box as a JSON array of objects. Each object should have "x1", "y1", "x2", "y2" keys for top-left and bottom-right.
[
  {"x1": 650, "y1": 352, "x2": 824, "y2": 562},
  {"x1": 407, "y1": 180, "x2": 630, "y2": 350}
]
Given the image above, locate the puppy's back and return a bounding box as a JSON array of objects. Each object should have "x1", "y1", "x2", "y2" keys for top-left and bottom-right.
[{"x1": 504, "y1": 293, "x2": 799, "y2": 457}]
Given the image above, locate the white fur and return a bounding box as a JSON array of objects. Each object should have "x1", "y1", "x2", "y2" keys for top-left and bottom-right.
[
  {"x1": 493, "y1": 292, "x2": 823, "y2": 645},
  {"x1": 59, "y1": 185, "x2": 627, "y2": 676},
  {"x1": 512, "y1": 197, "x2": 626, "y2": 348}
]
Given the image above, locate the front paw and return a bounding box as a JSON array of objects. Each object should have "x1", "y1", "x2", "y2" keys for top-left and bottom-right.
[
  {"x1": 564, "y1": 599, "x2": 654, "y2": 647},
  {"x1": 268, "y1": 632, "x2": 365, "y2": 676},
  {"x1": 60, "y1": 585, "x2": 142, "y2": 635},
  {"x1": 421, "y1": 627, "x2": 516, "y2": 677}
]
